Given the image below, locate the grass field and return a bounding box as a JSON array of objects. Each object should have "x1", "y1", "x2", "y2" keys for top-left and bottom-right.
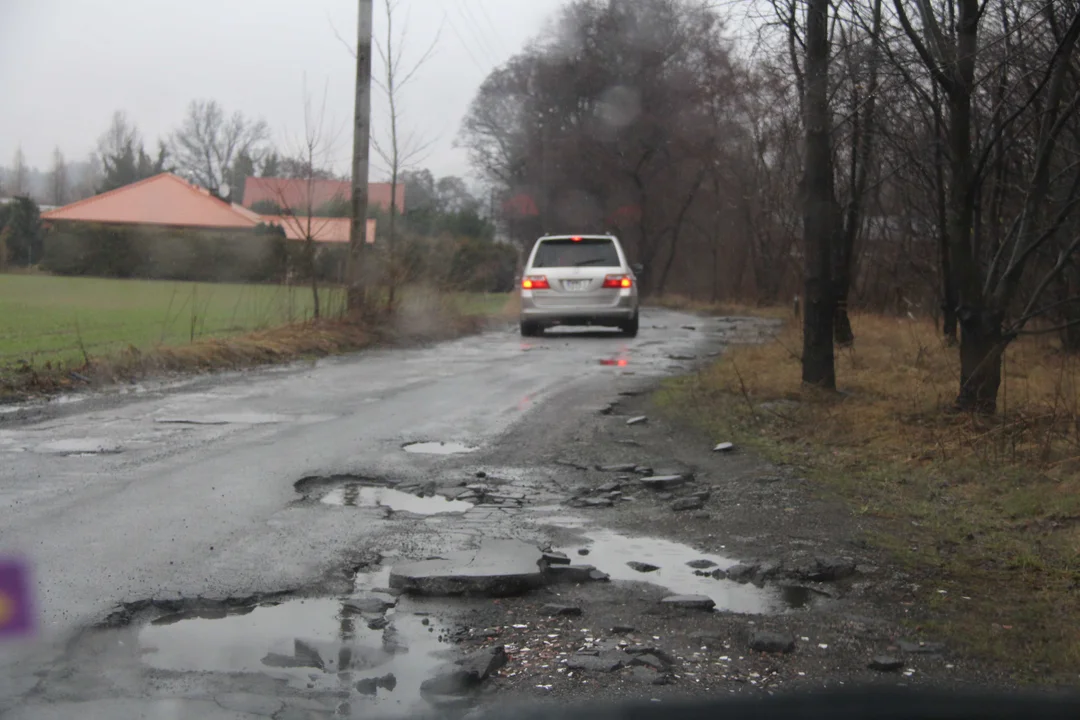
[
  {"x1": 655, "y1": 313, "x2": 1080, "y2": 682},
  {"x1": 0, "y1": 274, "x2": 510, "y2": 375}
]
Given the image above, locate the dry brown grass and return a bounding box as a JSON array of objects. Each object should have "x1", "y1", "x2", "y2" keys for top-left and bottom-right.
[{"x1": 656, "y1": 312, "x2": 1080, "y2": 682}]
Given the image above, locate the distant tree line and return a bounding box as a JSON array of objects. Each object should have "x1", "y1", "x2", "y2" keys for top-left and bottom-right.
[
  {"x1": 460, "y1": 0, "x2": 1080, "y2": 413},
  {"x1": 3, "y1": 96, "x2": 513, "y2": 295}
]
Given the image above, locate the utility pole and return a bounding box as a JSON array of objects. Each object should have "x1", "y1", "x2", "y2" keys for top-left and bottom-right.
[{"x1": 346, "y1": 0, "x2": 374, "y2": 316}]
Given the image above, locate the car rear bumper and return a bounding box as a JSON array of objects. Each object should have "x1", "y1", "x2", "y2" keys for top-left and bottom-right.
[{"x1": 520, "y1": 290, "x2": 638, "y2": 325}]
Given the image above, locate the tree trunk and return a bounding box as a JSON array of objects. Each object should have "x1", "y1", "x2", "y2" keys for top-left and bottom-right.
[
  {"x1": 956, "y1": 308, "x2": 1004, "y2": 414},
  {"x1": 801, "y1": 0, "x2": 836, "y2": 389},
  {"x1": 308, "y1": 240, "x2": 320, "y2": 320},
  {"x1": 931, "y1": 75, "x2": 959, "y2": 344}
]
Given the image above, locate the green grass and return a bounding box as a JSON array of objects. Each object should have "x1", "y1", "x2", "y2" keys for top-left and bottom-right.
[
  {"x1": 447, "y1": 291, "x2": 516, "y2": 317},
  {"x1": 0, "y1": 274, "x2": 339, "y2": 371},
  {"x1": 0, "y1": 274, "x2": 512, "y2": 378}
]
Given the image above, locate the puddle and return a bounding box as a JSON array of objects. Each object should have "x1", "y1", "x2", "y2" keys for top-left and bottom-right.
[
  {"x1": 323, "y1": 485, "x2": 473, "y2": 515},
  {"x1": 155, "y1": 412, "x2": 293, "y2": 425},
  {"x1": 402, "y1": 441, "x2": 478, "y2": 455},
  {"x1": 137, "y1": 598, "x2": 453, "y2": 716},
  {"x1": 555, "y1": 527, "x2": 820, "y2": 614},
  {"x1": 33, "y1": 438, "x2": 122, "y2": 455}
]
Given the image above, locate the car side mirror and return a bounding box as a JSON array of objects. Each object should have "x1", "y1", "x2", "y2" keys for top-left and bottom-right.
[{"x1": 631, "y1": 263, "x2": 644, "y2": 276}]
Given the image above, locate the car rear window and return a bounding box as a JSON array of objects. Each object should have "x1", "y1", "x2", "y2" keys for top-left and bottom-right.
[{"x1": 532, "y1": 238, "x2": 621, "y2": 268}]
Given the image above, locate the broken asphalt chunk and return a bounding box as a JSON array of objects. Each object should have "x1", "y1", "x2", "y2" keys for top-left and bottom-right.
[
  {"x1": 546, "y1": 564, "x2": 604, "y2": 583},
  {"x1": 640, "y1": 474, "x2": 692, "y2": 490},
  {"x1": 420, "y1": 646, "x2": 508, "y2": 696},
  {"x1": 567, "y1": 651, "x2": 625, "y2": 673},
  {"x1": 626, "y1": 416, "x2": 648, "y2": 426},
  {"x1": 749, "y1": 631, "x2": 796, "y2": 654},
  {"x1": 627, "y1": 561, "x2": 660, "y2": 573},
  {"x1": 629, "y1": 653, "x2": 668, "y2": 671},
  {"x1": 725, "y1": 563, "x2": 759, "y2": 583},
  {"x1": 868, "y1": 656, "x2": 904, "y2": 672},
  {"x1": 597, "y1": 463, "x2": 638, "y2": 472},
  {"x1": 660, "y1": 595, "x2": 716, "y2": 611},
  {"x1": 540, "y1": 604, "x2": 583, "y2": 617},
  {"x1": 540, "y1": 550, "x2": 571, "y2": 566},
  {"x1": 390, "y1": 540, "x2": 546, "y2": 597}
]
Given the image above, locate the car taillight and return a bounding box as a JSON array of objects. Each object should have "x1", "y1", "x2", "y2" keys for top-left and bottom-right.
[
  {"x1": 522, "y1": 275, "x2": 550, "y2": 290},
  {"x1": 602, "y1": 274, "x2": 633, "y2": 289}
]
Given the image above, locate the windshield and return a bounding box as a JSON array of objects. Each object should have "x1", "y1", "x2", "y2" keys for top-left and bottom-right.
[
  {"x1": 3, "y1": 0, "x2": 1073, "y2": 716},
  {"x1": 532, "y1": 238, "x2": 621, "y2": 268}
]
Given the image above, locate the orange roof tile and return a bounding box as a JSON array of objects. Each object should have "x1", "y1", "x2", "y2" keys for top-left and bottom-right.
[
  {"x1": 41, "y1": 174, "x2": 261, "y2": 229},
  {"x1": 262, "y1": 215, "x2": 352, "y2": 244},
  {"x1": 244, "y1": 177, "x2": 405, "y2": 214}
]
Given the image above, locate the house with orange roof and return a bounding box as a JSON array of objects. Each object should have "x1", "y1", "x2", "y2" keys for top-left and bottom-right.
[
  {"x1": 37, "y1": 173, "x2": 382, "y2": 283},
  {"x1": 42, "y1": 173, "x2": 264, "y2": 230},
  {"x1": 242, "y1": 177, "x2": 404, "y2": 216}
]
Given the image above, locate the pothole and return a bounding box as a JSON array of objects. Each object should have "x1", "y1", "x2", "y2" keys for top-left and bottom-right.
[
  {"x1": 402, "y1": 441, "x2": 478, "y2": 455},
  {"x1": 294, "y1": 474, "x2": 390, "y2": 499},
  {"x1": 155, "y1": 412, "x2": 294, "y2": 425},
  {"x1": 294, "y1": 476, "x2": 476, "y2": 515},
  {"x1": 553, "y1": 527, "x2": 829, "y2": 614},
  {"x1": 33, "y1": 438, "x2": 123, "y2": 455},
  {"x1": 323, "y1": 485, "x2": 473, "y2": 515},
  {"x1": 137, "y1": 600, "x2": 456, "y2": 715}
]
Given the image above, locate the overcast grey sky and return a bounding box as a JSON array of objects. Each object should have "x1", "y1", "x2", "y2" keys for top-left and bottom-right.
[{"x1": 0, "y1": 0, "x2": 566, "y2": 183}]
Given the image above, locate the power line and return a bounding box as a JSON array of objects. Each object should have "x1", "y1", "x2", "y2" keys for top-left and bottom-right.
[
  {"x1": 461, "y1": 0, "x2": 504, "y2": 61},
  {"x1": 443, "y1": 10, "x2": 489, "y2": 74},
  {"x1": 454, "y1": 3, "x2": 500, "y2": 68}
]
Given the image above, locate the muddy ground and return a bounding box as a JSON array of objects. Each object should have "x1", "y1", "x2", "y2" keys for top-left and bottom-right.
[{"x1": 452, "y1": 386, "x2": 1013, "y2": 713}]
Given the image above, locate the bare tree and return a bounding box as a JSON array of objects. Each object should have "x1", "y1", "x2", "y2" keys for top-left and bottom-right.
[
  {"x1": 268, "y1": 80, "x2": 344, "y2": 321},
  {"x1": 170, "y1": 99, "x2": 270, "y2": 195},
  {"x1": 48, "y1": 147, "x2": 69, "y2": 206},
  {"x1": 10, "y1": 146, "x2": 28, "y2": 197},
  {"x1": 370, "y1": 0, "x2": 440, "y2": 312},
  {"x1": 888, "y1": 0, "x2": 1080, "y2": 412}
]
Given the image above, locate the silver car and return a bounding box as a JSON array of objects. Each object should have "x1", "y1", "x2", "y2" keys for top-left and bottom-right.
[{"x1": 519, "y1": 234, "x2": 642, "y2": 337}]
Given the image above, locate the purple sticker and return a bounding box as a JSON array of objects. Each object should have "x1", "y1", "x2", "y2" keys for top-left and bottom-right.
[{"x1": 0, "y1": 559, "x2": 34, "y2": 637}]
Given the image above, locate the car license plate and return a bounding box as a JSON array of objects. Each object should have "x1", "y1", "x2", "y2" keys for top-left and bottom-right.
[{"x1": 564, "y1": 280, "x2": 590, "y2": 291}]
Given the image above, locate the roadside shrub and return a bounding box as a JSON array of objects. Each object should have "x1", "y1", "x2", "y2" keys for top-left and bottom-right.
[{"x1": 42, "y1": 222, "x2": 287, "y2": 284}]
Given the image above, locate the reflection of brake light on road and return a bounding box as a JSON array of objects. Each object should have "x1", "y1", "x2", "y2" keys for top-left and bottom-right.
[
  {"x1": 600, "y1": 359, "x2": 629, "y2": 367},
  {"x1": 602, "y1": 275, "x2": 633, "y2": 289},
  {"x1": 522, "y1": 275, "x2": 550, "y2": 290}
]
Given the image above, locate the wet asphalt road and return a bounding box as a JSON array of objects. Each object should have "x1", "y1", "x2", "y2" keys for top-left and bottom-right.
[{"x1": 0, "y1": 310, "x2": 730, "y2": 717}]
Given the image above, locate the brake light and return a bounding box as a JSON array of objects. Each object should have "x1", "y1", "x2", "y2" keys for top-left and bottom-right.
[
  {"x1": 603, "y1": 274, "x2": 633, "y2": 289},
  {"x1": 572, "y1": 236, "x2": 582, "y2": 242},
  {"x1": 522, "y1": 275, "x2": 550, "y2": 290}
]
